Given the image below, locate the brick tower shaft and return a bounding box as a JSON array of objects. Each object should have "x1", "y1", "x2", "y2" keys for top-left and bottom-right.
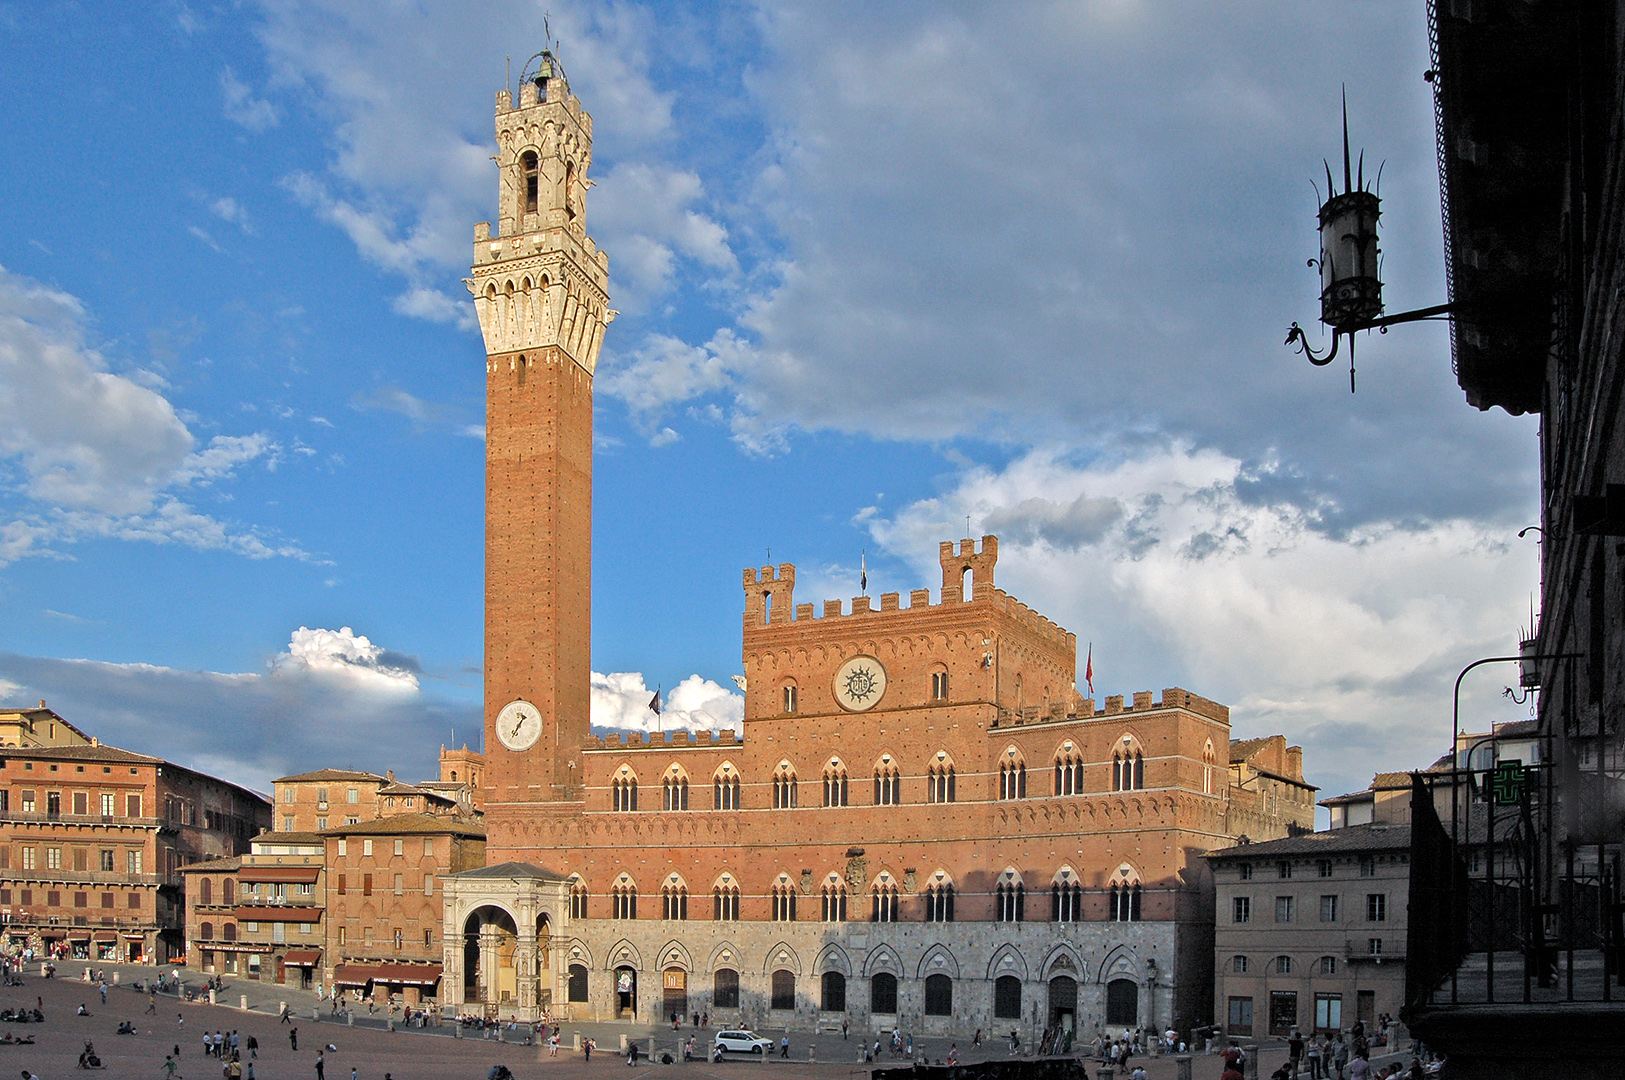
[{"x1": 471, "y1": 53, "x2": 612, "y2": 813}]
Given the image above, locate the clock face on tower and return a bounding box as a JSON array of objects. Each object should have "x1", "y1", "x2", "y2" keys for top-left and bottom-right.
[
  {"x1": 496, "y1": 699, "x2": 543, "y2": 752},
  {"x1": 833, "y1": 656, "x2": 887, "y2": 712}
]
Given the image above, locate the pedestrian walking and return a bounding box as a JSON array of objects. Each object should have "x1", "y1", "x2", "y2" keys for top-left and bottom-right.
[
  {"x1": 162, "y1": 1053, "x2": 179, "y2": 1078},
  {"x1": 247, "y1": 1035, "x2": 257, "y2": 1059},
  {"x1": 780, "y1": 1036, "x2": 789, "y2": 1059},
  {"x1": 314, "y1": 1052, "x2": 324, "y2": 1080},
  {"x1": 842, "y1": 1019, "x2": 848, "y2": 1040},
  {"x1": 289, "y1": 1027, "x2": 298, "y2": 1051}
]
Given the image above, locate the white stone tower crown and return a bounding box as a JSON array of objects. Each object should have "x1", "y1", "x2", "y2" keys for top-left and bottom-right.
[{"x1": 469, "y1": 53, "x2": 614, "y2": 372}]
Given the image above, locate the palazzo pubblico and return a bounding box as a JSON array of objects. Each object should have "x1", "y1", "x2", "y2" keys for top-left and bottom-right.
[{"x1": 436, "y1": 53, "x2": 1314, "y2": 1039}]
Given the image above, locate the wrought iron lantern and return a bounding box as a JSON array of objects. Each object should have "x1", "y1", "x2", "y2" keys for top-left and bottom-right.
[{"x1": 1287, "y1": 94, "x2": 1452, "y2": 390}]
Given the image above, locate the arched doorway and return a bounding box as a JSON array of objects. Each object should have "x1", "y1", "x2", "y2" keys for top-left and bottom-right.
[
  {"x1": 615, "y1": 965, "x2": 638, "y2": 1019},
  {"x1": 461, "y1": 905, "x2": 518, "y2": 1010},
  {"x1": 1049, "y1": 975, "x2": 1077, "y2": 1033},
  {"x1": 663, "y1": 967, "x2": 687, "y2": 1023},
  {"x1": 1106, "y1": 978, "x2": 1138, "y2": 1027}
]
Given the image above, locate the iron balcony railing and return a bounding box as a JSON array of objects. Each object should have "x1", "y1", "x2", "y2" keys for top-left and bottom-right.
[{"x1": 1406, "y1": 755, "x2": 1624, "y2": 1011}]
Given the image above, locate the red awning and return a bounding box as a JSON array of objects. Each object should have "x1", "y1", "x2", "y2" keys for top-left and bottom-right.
[
  {"x1": 38, "y1": 930, "x2": 64, "y2": 939},
  {"x1": 333, "y1": 962, "x2": 442, "y2": 987},
  {"x1": 233, "y1": 906, "x2": 321, "y2": 923},
  {"x1": 92, "y1": 931, "x2": 117, "y2": 941},
  {"x1": 280, "y1": 949, "x2": 322, "y2": 966},
  {"x1": 238, "y1": 867, "x2": 321, "y2": 884},
  {"x1": 67, "y1": 931, "x2": 90, "y2": 940}
]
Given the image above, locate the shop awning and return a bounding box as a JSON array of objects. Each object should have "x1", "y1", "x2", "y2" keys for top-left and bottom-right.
[
  {"x1": 238, "y1": 867, "x2": 321, "y2": 884},
  {"x1": 37, "y1": 930, "x2": 64, "y2": 939},
  {"x1": 67, "y1": 931, "x2": 90, "y2": 940},
  {"x1": 92, "y1": 931, "x2": 117, "y2": 941},
  {"x1": 333, "y1": 962, "x2": 442, "y2": 987},
  {"x1": 121, "y1": 933, "x2": 145, "y2": 940},
  {"x1": 280, "y1": 949, "x2": 322, "y2": 966},
  {"x1": 233, "y1": 906, "x2": 321, "y2": 923}
]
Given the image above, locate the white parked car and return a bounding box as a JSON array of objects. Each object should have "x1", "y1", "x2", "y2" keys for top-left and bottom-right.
[{"x1": 713, "y1": 1030, "x2": 774, "y2": 1055}]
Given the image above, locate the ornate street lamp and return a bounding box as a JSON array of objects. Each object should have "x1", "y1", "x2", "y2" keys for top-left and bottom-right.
[{"x1": 1286, "y1": 94, "x2": 1453, "y2": 390}]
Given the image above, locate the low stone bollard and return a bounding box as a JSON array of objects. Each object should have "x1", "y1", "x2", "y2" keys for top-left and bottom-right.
[
  {"x1": 453, "y1": 1024, "x2": 462, "y2": 1039},
  {"x1": 1098, "y1": 1069, "x2": 1116, "y2": 1080},
  {"x1": 240, "y1": 995, "x2": 248, "y2": 1011},
  {"x1": 208, "y1": 989, "x2": 216, "y2": 1005},
  {"x1": 1176, "y1": 1056, "x2": 1193, "y2": 1080},
  {"x1": 619, "y1": 1034, "x2": 628, "y2": 1052},
  {"x1": 112, "y1": 972, "x2": 119, "y2": 985},
  {"x1": 346, "y1": 1012, "x2": 354, "y2": 1026}
]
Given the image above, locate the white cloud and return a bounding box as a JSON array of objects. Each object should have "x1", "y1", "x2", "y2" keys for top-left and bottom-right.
[
  {"x1": 0, "y1": 626, "x2": 460, "y2": 790},
  {"x1": 0, "y1": 265, "x2": 298, "y2": 563},
  {"x1": 598, "y1": 332, "x2": 733, "y2": 418},
  {"x1": 592, "y1": 162, "x2": 736, "y2": 309},
  {"x1": 220, "y1": 67, "x2": 279, "y2": 131},
  {"x1": 591, "y1": 670, "x2": 743, "y2": 734},
  {"x1": 271, "y1": 625, "x2": 420, "y2": 693},
  {"x1": 868, "y1": 442, "x2": 1540, "y2": 803},
  {"x1": 209, "y1": 196, "x2": 254, "y2": 234}
]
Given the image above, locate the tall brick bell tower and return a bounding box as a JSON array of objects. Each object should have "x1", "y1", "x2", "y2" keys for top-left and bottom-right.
[{"x1": 470, "y1": 52, "x2": 612, "y2": 836}]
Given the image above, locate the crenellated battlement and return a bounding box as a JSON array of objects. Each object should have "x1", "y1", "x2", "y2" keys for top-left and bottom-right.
[
  {"x1": 737, "y1": 536, "x2": 1072, "y2": 652},
  {"x1": 994, "y1": 686, "x2": 1229, "y2": 727},
  {"x1": 581, "y1": 728, "x2": 740, "y2": 751}
]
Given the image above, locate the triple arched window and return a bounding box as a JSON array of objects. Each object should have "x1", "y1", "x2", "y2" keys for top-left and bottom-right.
[
  {"x1": 771, "y1": 883, "x2": 797, "y2": 921},
  {"x1": 927, "y1": 762, "x2": 955, "y2": 803},
  {"x1": 872, "y1": 883, "x2": 899, "y2": 923},
  {"x1": 1000, "y1": 759, "x2": 1026, "y2": 799},
  {"x1": 996, "y1": 881, "x2": 1025, "y2": 922},
  {"x1": 662, "y1": 884, "x2": 688, "y2": 920},
  {"x1": 663, "y1": 773, "x2": 689, "y2": 810},
  {"x1": 569, "y1": 881, "x2": 588, "y2": 918},
  {"x1": 1112, "y1": 750, "x2": 1145, "y2": 791},
  {"x1": 822, "y1": 883, "x2": 848, "y2": 922},
  {"x1": 1054, "y1": 752, "x2": 1084, "y2": 795},
  {"x1": 874, "y1": 765, "x2": 901, "y2": 806},
  {"x1": 924, "y1": 882, "x2": 955, "y2": 922},
  {"x1": 611, "y1": 883, "x2": 637, "y2": 920},
  {"x1": 1052, "y1": 880, "x2": 1083, "y2": 922},
  {"x1": 612, "y1": 776, "x2": 638, "y2": 812},
  {"x1": 713, "y1": 883, "x2": 739, "y2": 921},
  {"x1": 713, "y1": 768, "x2": 740, "y2": 811},
  {"x1": 772, "y1": 765, "x2": 798, "y2": 808},
  {"x1": 1110, "y1": 882, "x2": 1142, "y2": 921},
  {"x1": 823, "y1": 762, "x2": 849, "y2": 807}
]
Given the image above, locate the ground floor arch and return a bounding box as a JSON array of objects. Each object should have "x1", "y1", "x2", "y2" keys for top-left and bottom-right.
[{"x1": 441, "y1": 862, "x2": 572, "y2": 1022}]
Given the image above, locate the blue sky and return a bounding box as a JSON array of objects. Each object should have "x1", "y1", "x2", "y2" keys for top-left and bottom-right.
[{"x1": 0, "y1": 2, "x2": 1539, "y2": 810}]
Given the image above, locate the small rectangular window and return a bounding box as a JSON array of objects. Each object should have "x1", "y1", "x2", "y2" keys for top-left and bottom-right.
[
  {"x1": 1275, "y1": 896, "x2": 1294, "y2": 923},
  {"x1": 1317, "y1": 859, "x2": 1333, "y2": 878},
  {"x1": 1233, "y1": 896, "x2": 1251, "y2": 923},
  {"x1": 783, "y1": 685, "x2": 798, "y2": 714},
  {"x1": 1359, "y1": 855, "x2": 1375, "y2": 877},
  {"x1": 1238, "y1": 863, "x2": 1252, "y2": 880},
  {"x1": 363, "y1": 839, "x2": 373, "y2": 857},
  {"x1": 1320, "y1": 895, "x2": 1338, "y2": 922},
  {"x1": 363, "y1": 873, "x2": 372, "y2": 896},
  {"x1": 393, "y1": 874, "x2": 403, "y2": 895},
  {"x1": 1277, "y1": 861, "x2": 1293, "y2": 879},
  {"x1": 1366, "y1": 893, "x2": 1386, "y2": 922},
  {"x1": 424, "y1": 874, "x2": 435, "y2": 896},
  {"x1": 423, "y1": 838, "x2": 435, "y2": 856},
  {"x1": 393, "y1": 839, "x2": 403, "y2": 857},
  {"x1": 336, "y1": 839, "x2": 347, "y2": 856}
]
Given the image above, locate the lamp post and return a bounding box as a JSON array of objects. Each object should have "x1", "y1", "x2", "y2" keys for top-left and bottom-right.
[{"x1": 1286, "y1": 94, "x2": 1453, "y2": 389}]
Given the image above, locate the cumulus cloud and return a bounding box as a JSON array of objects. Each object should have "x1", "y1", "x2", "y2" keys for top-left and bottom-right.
[
  {"x1": 0, "y1": 265, "x2": 298, "y2": 563},
  {"x1": 592, "y1": 670, "x2": 743, "y2": 734},
  {"x1": 0, "y1": 626, "x2": 461, "y2": 791},
  {"x1": 271, "y1": 625, "x2": 421, "y2": 693},
  {"x1": 869, "y1": 442, "x2": 1540, "y2": 803}
]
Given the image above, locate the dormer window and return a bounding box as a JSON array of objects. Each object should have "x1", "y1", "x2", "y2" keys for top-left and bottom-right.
[{"x1": 521, "y1": 151, "x2": 540, "y2": 215}]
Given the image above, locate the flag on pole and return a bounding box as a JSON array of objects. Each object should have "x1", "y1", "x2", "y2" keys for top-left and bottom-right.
[
  {"x1": 860, "y1": 550, "x2": 867, "y2": 594},
  {"x1": 1085, "y1": 643, "x2": 1094, "y2": 696},
  {"x1": 648, "y1": 686, "x2": 662, "y2": 715}
]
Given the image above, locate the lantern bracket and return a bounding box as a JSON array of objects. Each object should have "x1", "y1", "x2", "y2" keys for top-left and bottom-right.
[{"x1": 1287, "y1": 302, "x2": 1456, "y2": 391}]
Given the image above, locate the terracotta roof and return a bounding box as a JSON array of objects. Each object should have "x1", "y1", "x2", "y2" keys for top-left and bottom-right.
[
  {"x1": 452, "y1": 860, "x2": 566, "y2": 880},
  {"x1": 274, "y1": 768, "x2": 388, "y2": 784},
  {"x1": 1203, "y1": 822, "x2": 1412, "y2": 860},
  {"x1": 1228, "y1": 736, "x2": 1273, "y2": 760},
  {"x1": 252, "y1": 831, "x2": 327, "y2": 846},
  {"x1": 1494, "y1": 719, "x2": 1540, "y2": 738},
  {"x1": 178, "y1": 856, "x2": 243, "y2": 873},
  {"x1": 4, "y1": 744, "x2": 163, "y2": 764},
  {"x1": 319, "y1": 812, "x2": 483, "y2": 838}
]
